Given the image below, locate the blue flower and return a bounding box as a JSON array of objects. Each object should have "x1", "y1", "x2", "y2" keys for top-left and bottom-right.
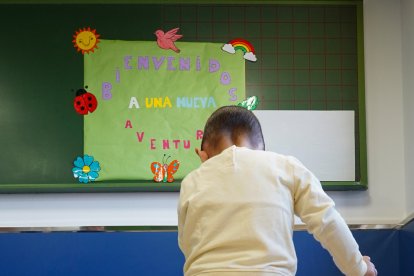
[{"x1": 72, "y1": 155, "x2": 101, "y2": 183}]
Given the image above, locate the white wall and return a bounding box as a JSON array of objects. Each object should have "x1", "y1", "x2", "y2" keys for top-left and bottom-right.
[
  {"x1": 0, "y1": 193, "x2": 177, "y2": 227},
  {"x1": 402, "y1": 0, "x2": 414, "y2": 217},
  {"x1": 328, "y1": 0, "x2": 407, "y2": 225},
  {"x1": 0, "y1": 0, "x2": 410, "y2": 227}
]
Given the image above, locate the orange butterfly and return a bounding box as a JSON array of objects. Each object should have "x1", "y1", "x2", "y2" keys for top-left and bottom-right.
[{"x1": 150, "y1": 154, "x2": 180, "y2": 183}]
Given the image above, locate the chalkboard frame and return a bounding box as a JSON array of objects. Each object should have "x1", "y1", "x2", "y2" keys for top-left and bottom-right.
[{"x1": 0, "y1": 1, "x2": 366, "y2": 193}]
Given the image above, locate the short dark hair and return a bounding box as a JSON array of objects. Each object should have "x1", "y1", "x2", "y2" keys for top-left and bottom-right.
[{"x1": 201, "y1": 105, "x2": 265, "y2": 151}]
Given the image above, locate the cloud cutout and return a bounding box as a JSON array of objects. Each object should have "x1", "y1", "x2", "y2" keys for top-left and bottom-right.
[
  {"x1": 243, "y1": 52, "x2": 257, "y2": 62},
  {"x1": 222, "y1": 43, "x2": 236, "y2": 54}
]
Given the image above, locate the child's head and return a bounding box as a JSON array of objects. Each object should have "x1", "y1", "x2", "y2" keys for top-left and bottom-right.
[{"x1": 196, "y1": 106, "x2": 265, "y2": 161}]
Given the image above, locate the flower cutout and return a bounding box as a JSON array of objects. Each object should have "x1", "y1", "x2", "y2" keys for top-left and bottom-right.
[{"x1": 72, "y1": 154, "x2": 101, "y2": 183}]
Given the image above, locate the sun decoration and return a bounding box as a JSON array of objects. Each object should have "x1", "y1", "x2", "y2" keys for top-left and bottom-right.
[
  {"x1": 72, "y1": 27, "x2": 100, "y2": 54},
  {"x1": 72, "y1": 154, "x2": 101, "y2": 183}
]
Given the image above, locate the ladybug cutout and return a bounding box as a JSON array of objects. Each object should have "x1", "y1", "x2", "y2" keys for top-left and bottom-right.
[{"x1": 74, "y1": 87, "x2": 98, "y2": 115}]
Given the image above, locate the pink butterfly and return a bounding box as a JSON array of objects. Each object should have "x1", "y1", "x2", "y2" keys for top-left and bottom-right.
[{"x1": 150, "y1": 154, "x2": 180, "y2": 183}]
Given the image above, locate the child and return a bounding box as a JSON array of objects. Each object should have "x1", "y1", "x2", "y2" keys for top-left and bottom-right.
[{"x1": 178, "y1": 106, "x2": 377, "y2": 276}]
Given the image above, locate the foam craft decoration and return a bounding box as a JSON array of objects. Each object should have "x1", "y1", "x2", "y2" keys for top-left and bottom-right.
[
  {"x1": 150, "y1": 154, "x2": 180, "y2": 183},
  {"x1": 72, "y1": 155, "x2": 101, "y2": 183},
  {"x1": 72, "y1": 27, "x2": 100, "y2": 55},
  {"x1": 73, "y1": 87, "x2": 98, "y2": 115},
  {"x1": 238, "y1": 96, "x2": 259, "y2": 110},
  {"x1": 222, "y1": 38, "x2": 257, "y2": 62},
  {"x1": 155, "y1": 27, "x2": 183, "y2": 53},
  {"x1": 84, "y1": 40, "x2": 245, "y2": 180}
]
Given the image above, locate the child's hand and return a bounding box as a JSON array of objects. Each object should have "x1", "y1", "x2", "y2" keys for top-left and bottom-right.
[{"x1": 363, "y1": 256, "x2": 377, "y2": 276}]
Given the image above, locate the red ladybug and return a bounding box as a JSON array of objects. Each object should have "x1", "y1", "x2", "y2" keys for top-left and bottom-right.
[{"x1": 74, "y1": 87, "x2": 98, "y2": 115}]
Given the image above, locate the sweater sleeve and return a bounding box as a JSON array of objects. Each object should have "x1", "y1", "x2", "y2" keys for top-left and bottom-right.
[
  {"x1": 291, "y1": 157, "x2": 367, "y2": 276},
  {"x1": 177, "y1": 177, "x2": 189, "y2": 255}
]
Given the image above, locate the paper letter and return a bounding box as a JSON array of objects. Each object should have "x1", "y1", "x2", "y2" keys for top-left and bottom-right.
[
  {"x1": 102, "y1": 82, "x2": 112, "y2": 100},
  {"x1": 129, "y1": 97, "x2": 140, "y2": 108},
  {"x1": 125, "y1": 120, "x2": 133, "y2": 129},
  {"x1": 209, "y1": 59, "x2": 220, "y2": 73}
]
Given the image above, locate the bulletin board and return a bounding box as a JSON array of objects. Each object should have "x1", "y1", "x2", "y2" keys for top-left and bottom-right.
[
  {"x1": 83, "y1": 40, "x2": 245, "y2": 181},
  {"x1": 0, "y1": 1, "x2": 366, "y2": 193}
]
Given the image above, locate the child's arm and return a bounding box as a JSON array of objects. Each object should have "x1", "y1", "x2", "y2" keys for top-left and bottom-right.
[
  {"x1": 177, "y1": 191, "x2": 186, "y2": 253},
  {"x1": 290, "y1": 156, "x2": 373, "y2": 276},
  {"x1": 177, "y1": 177, "x2": 190, "y2": 256}
]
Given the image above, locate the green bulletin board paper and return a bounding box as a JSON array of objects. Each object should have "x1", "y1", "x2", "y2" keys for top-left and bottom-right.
[{"x1": 84, "y1": 40, "x2": 245, "y2": 181}]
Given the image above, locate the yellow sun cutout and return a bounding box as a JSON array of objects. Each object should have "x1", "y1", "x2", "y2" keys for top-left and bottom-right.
[{"x1": 72, "y1": 27, "x2": 100, "y2": 54}]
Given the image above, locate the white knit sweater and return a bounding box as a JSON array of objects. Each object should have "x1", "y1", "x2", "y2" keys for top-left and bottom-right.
[{"x1": 178, "y1": 146, "x2": 367, "y2": 276}]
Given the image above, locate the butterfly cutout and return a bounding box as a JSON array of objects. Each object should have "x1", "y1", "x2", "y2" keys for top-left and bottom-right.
[{"x1": 150, "y1": 154, "x2": 180, "y2": 183}]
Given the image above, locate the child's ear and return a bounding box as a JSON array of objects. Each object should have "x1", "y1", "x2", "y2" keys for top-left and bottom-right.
[{"x1": 195, "y1": 148, "x2": 209, "y2": 163}]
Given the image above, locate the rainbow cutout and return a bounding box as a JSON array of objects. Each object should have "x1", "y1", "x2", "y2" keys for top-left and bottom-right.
[
  {"x1": 229, "y1": 38, "x2": 255, "y2": 54},
  {"x1": 222, "y1": 38, "x2": 257, "y2": 62}
]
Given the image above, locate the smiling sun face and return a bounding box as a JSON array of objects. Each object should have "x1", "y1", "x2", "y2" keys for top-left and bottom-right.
[{"x1": 72, "y1": 27, "x2": 100, "y2": 54}]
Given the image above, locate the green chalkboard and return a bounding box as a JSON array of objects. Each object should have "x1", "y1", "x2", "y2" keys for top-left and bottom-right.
[{"x1": 0, "y1": 2, "x2": 366, "y2": 193}]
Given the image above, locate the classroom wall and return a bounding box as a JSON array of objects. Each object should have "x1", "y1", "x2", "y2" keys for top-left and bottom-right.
[
  {"x1": 0, "y1": 0, "x2": 410, "y2": 227},
  {"x1": 328, "y1": 0, "x2": 407, "y2": 224},
  {"x1": 401, "y1": 0, "x2": 414, "y2": 216}
]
